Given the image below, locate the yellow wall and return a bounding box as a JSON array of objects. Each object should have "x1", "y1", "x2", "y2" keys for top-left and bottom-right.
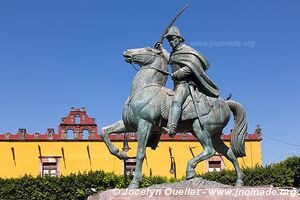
[
  {"x1": 143, "y1": 140, "x2": 262, "y2": 178},
  {"x1": 0, "y1": 140, "x2": 262, "y2": 178}
]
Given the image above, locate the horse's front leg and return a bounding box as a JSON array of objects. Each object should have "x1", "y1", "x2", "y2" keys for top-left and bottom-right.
[
  {"x1": 128, "y1": 119, "x2": 152, "y2": 189},
  {"x1": 101, "y1": 120, "x2": 128, "y2": 160}
]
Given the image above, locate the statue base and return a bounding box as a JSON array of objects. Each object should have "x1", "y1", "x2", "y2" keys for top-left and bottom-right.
[{"x1": 88, "y1": 178, "x2": 299, "y2": 200}]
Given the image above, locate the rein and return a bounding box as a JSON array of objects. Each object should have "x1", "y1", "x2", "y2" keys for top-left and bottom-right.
[
  {"x1": 127, "y1": 52, "x2": 169, "y2": 105},
  {"x1": 141, "y1": 65, "x2": 171, "y2": 76},
  {"x1": 130, "y1": 63, "x2": 139, "y2": 72},
  {"x1": 130, "y1": 53, "x2": 170, "y2": 76}
]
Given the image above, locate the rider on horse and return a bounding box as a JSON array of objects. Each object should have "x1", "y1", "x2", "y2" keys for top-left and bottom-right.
[{"x1": 156, "y1": 26, "x2": 220, "y2": 136}]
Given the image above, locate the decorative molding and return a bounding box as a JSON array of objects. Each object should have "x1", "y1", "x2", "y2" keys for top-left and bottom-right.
[{"x1": 0, "y1": 108, "x2": 261, "y2": 142}]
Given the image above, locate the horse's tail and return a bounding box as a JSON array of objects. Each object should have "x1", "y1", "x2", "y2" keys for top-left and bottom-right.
[{"x1": 226, "y1": 100, "x2": 248, "y2": 157}]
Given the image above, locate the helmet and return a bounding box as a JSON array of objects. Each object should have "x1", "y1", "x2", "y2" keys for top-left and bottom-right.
[{"x1": 164, "y1": 26, "x2": 185, "y2": 42}]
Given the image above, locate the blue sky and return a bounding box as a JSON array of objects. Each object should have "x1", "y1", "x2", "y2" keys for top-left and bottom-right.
[{"x1": 0, "y1": 0, "x2": 299, "y2": 165}]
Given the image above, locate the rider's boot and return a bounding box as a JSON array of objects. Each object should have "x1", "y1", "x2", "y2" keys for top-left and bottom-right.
[{"x1": 163, "y1": 101, "x2": 181, "y2": 137}]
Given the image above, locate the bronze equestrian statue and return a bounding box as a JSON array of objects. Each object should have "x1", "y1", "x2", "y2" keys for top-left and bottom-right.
[{"x1": 101, "y1": 43, "x2": 247, "y2": 188}]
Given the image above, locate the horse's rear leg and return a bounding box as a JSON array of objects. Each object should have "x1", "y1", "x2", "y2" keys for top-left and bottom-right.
[
  {"x1": 128, "y1": 119, "x2": 152, "y2": 189},
  {"x1": 100, "y1": 120, "x2": 128, "y2": 160},
  {"x1": 186, "y1": 120, "x2": 216, "y2": 179},
  {"x1": 212, "y1": 134, "x2": 245, "y2": 186}
]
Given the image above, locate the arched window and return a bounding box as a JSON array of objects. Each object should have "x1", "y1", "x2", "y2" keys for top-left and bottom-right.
[
  {"x1": 75, "y1": 114, "x2": 81, "y2": 124},
  {"x1": 82, "y1": 130, "x2": 89, "y2": 140},
  {"x1": 67, "y1": 130, "x2": 74, "y2": 139}
]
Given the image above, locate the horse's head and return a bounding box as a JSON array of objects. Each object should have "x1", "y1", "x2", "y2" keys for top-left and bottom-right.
[{"x1": 123, "y1": 47, "x2": 162, "y2": 66}]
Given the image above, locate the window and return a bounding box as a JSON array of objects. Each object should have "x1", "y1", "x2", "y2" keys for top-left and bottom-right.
[
  {"x1": 40, "y1": 157, "x2": 60, "y2": 177},
  {"x1": 67, "y1": 130, "x2": 74, "y2": 139},
  {"x1": 208, "y1": 161, "x2": 222, "y2": 172},
  {"x1": 82, "y1": 130, "x2": 89, "y2": 140},
  {"x1": 75, "y1": 115, "x2": 81, "y2": 124},
  {"x1": 207, "y1": 155, "x2": 224, "y2": 172},
  {"x1": 42, "y1": 163, "x2": 57, "y2": 177},
  {"x1": 124, "y1": 157, "x2": 136, "y2": 176}
]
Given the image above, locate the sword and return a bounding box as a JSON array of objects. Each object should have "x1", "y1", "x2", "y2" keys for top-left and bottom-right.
[
  {"x1": 188, "y1": 81, "x2": 204, "y2": 130},
  {"x1": 156, "y1": 3, "x2": 190, "y2": 46}
]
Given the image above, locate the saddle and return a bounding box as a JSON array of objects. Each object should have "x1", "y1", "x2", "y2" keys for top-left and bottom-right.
[
  {"x1": 160, "y1": 87, "x2": 214, "y2": 121},
  {"x1": 146, "y1": 87, "x2": 215, "y2": 150}
]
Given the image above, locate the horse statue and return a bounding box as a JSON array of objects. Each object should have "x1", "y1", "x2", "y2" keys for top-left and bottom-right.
[{"x1": 101, "y1": 46, "x2": 247, "y2": 189}]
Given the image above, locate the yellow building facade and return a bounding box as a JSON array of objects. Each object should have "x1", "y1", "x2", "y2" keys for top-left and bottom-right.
[{"x1": 0, "y1": 108, "x2": 262, "y2": 179}]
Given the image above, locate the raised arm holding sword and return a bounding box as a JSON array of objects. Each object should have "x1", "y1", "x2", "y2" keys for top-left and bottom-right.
[{"x1": 155, "y1": 3, "x2": 219, "y2": 136}]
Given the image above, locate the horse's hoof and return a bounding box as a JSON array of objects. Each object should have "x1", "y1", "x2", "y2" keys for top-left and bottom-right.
[
  {"x1": 186, "y1": 169, "x2": 196, "y2": 180},
  {"x1": 162, "y1": 127, "x2": 176, "y2": 138},
  {"x1": 116, "y1": 151, "x2": 128, "y2": 160},
  {"x1": 128, "y1": 180, "x2": 139, "y2": 189},
  {"x1": 235, "y1": 180, "x2": 244, "y2": 187}
]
